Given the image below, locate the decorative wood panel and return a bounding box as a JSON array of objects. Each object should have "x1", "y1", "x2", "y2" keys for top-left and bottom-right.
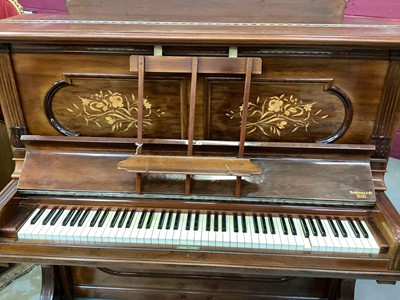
[
  {"x1": 204, "y1": 78, "x2": 352, "y2": 143},
  {"x1": 44, "y1": 73, "x2": 186, "y2": 139}
]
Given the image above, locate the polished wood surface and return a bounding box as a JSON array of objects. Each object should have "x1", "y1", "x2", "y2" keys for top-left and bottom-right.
[
  {"x1": 66, "y1": 0, "x2": 348, "y2": 24},
  {"x1": 1, "y1": 12, "x2": 400, "y2": 300}
]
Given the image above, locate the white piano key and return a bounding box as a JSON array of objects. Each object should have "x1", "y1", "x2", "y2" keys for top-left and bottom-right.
[
  {"x1": 77, "y1": 210, "x2": 96, "y2": 243},
  {"x1": 148, "y1": 212, "x2": 162, "y2": 245},
  {"x1": 240, "y1": 215, "x2": 253, "y2": 249},
  {"x1": 289, "y1": 218, "x2": 304, "y2": 251},
  {"x1": 115, "y1": 210, "x2": 132, "y2": 243},
  {"x1": 133, "y1": 210, "x2": 150, "y2": 244},
  {"x1": 18, "y1": 208, "x2": 40, "y2": 240},
  {"x1": 32, "y1": 209, "x2": 59, "y2": 240},
  {"x1": 164, "y1": 212, "x2": 177, "y2": 245},
  {"x1": 106, "y1": 210, "x2": 124, "y2": 243},
  {"x1": 255, "y1": 216, "x2": 267, "y2": 249},
  {"x1": 93, "y1": 210, "x2": 113, "y2": 244},
  {"x1": 121, "y1": 210, "x2": 137, "y2": 243},
  {"x1": 343, "y1": 220, "x2": 364, "y2": 253},
  {"x1": 129, "y1": 211, "x2": 145, "y2": 244},
  {"x1": 193, "y1": 214, "x2": 205, "y2": 246},
  {"x1": 201, "y1": 214, "x2": 211, "y2": 247},
  {"x1": 339, "y1": 220, "x2": 357, "y2": 253},
  {"x1": 320, "y1": 219, "x2": 336, "y2": 252},
  {"x1": 30, "y1": 208, "x2": 53, "y2": 240},
  {"x1": 44, "y1": 210, "x2": 69, "y2": 241},
  {"x1": 284, "y1": 217, "x2": 298, "y2": 251},
  {"x1": 172, "y1": 212, "x2": 185, "y2": 246},
  {"x1": 157, "y1": 211, "x2": 171, "y2": 245},
  {"x1": 262, "y1": 215, "x2": 275, "y2": 250},
  {"x1": 236, "y1": 215, "x2": 246, "y2": 248},
  {"x1": 272, "y1": 217, "x2": 286, "y2": 250},
  {"x1": 226, "y1": 215, "x2": 237, "y2": 248},
  {"x1": 361, "y1": 220, "x2": 380, "y2": 254},
  {"x1": 186, "y1": 212, "x2": 197, "y2": 246},
  {"x1": 208, "y1": 214, "x2": 217, "y2": 248},
  {"x1": 179, "y1": 213, "x2": 194, "y2": 245},
  {"x1": 248, "y1": 215, "x2": 259, "y2": 249}
]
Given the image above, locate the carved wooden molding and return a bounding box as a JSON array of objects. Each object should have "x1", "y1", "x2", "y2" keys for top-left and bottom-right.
[
  {"x1": 10, "y1": 125, "x2": 27, "y2": 148},
  {"x1": 0, "y1": 52, "x2": 26, "y2": 141},
  {"x1": 371, "y1": 60, "x2": 400, "y2": 158}
]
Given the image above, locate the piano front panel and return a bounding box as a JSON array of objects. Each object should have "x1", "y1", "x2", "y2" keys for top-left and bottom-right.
[
  {"x1": 69, "y1": 266, "x2": 334, "y2": 300},
  {"x1": 10, "y1": 48, "x2": 388, "y2": 144}
]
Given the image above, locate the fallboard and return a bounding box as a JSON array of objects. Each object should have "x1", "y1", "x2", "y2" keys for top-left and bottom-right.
[{"x1": 17, "y1": 135, "x2": 376, "y2": 206}]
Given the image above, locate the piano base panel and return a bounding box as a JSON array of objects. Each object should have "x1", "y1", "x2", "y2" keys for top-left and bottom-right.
[{"x1": 56, "y1": 265, "x2": 352, "y2": 300}]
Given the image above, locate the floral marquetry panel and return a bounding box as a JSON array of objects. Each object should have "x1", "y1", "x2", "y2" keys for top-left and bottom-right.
[
  {"x1": 46, "y1": 74, "x2": 186, "y2": 138},
  {"x1": 205, "y1": 78, "x2": 351, "y2": 143}
]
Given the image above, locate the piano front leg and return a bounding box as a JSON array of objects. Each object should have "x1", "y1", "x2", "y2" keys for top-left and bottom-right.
[
  {"x1": 40, "y1": 265, "x2": 74, "y2": 300},
  {"x1": 40, "y1": 265, "x2": 54, "y2": 300}
]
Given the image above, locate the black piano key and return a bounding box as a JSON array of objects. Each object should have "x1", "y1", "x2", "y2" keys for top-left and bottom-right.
[
  {"x1": 316, "y1": 217, "x2": 326, "y2": 237},
  {"x1": 355, "y1": 218, "x2": 369, "y2": 238},
  {"x1": 268, "y1": 215, "x2": 275, "y2": 234},
  {"x1": 50, "y1": 208, "x2": 64, "y2": 226},
  {"x1": 222, "y1": 213, "x2": 226, "y2": 232},
  {"x1": 214, "y1": 212, "x2": 219, "y2": 232},
  {"x1": 62, "y1": 208, "x2": 76, "y2": 226},
  {"x1": 110, "y1": 209, "x2": 122, "y2": 228},
  {"x1": 146, "y1": 210, "x2": 155, "y2": 229},
  {"x1": 253, "y1": 214, "x2": 259, "y2": 234},
  {"x1": 125, "y1": 210, "x2": 136, "y2": 228},
  {"x1": 260, "y1": 214, "x2": 268, "y2": 234},
  {"x1": 165, "y1": 210, "x2": 174, "y2": 230},
  {"x1": 137, "y1": 210, "x2": 148, "y2": 229},
  {"x1": 90, "y1": 208, "x2": 102, "y2": 227},
  {"x1": 194, "y1": 212, "x2": 200, "y2": 231},
  {"x1": 31, "y1": 207, "x2": 46, "y2": 225},
  {"x1": 70, "y1": 208, "x2": 83, "y2": 226},
  {"x1": 300, "y1": 217, "x2": 310, "y2": 238},
  {"x1": 348, "y1": 218, "x2": 360, "y2": 238},
  {"x1": 280, "y1": 215, "x2": 288, "y2": 235},
  {"x1": 233, "y1": 213, "x2": 239, "y2": 233},
  {"x1": 335, "y1": 218, "x2": 347, "y2": 238},
  {"x1": 241, "y1": 213, "x2": 247, "y2": 233},
  {"x1": 185, "y1": 211, "x2": 192, "y2": 231},
  {"x1": 117, "y1": 210, "x2": 128, "y2": 228},
  {"x1": 206, "y1": 212, "x2": 211, "y2": 231},
  {"x1": 98, "y1": 209, "x2": 110, "y2": 227},
  {"x1": 158, "y1": 211, "x2": 166, "y2": 229},
  {"x1": 328, "y1": 218, "x2": 339, "y2": 237},
  {"x1": 308, "y1": 217, "x2": 318, "y2": 236},
  {"x1": 42, "y1": 208, "x2": 57, "y2": 225},
  {"x1": 288, "y1": 216, "x2": 297, "y2": 236},
  {"x1": 173, "y1": 211, "x2": 181, "y2": 230},
  {"x1": 78, "y1": 208, "x2": 91, "y2": 227}
]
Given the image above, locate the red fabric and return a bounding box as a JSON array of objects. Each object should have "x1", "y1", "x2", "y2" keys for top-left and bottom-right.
[{"x1": 0, "y1": 0, "x2": 21, "y2": 19}]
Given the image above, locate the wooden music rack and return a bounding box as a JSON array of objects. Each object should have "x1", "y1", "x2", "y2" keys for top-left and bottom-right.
[{"x1": 117, "y1": 55, "x2": 263, "y2": 197}]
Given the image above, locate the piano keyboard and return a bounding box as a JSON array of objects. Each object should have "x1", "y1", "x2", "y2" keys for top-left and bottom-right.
[{"x1": 18, "y1": 207, "x2": 381, "y2": 254}]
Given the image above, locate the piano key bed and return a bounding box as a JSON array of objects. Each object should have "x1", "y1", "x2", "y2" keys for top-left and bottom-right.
[{"x1": 17, "y1": 206, "x2": 382, "y2": 254}]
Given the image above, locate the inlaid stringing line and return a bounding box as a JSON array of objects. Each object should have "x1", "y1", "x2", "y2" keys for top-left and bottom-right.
[{"x1": 2, "y1": 19, "x2": 400, "y2": 29}]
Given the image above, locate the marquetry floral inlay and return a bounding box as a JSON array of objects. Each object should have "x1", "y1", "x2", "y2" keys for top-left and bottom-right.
[
  {"x1": 67, "y1": 90, "x2": 164, "y2": 132},
  {"x1": 226, "y1": 94, "x2": 329, "y2": 137}
]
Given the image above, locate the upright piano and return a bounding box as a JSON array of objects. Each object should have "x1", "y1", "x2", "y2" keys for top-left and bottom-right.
[{"x1": 1, "y1": 4, "x2": 400, "y2": 299}]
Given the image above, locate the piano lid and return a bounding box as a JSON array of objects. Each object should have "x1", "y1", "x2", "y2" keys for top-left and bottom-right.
[
  {"x1": 17, "y1": 135, "x2": 376, "y2": 207},
  {"x1": 2, "y1": 13, "x2": 400, "y2": 47}
]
